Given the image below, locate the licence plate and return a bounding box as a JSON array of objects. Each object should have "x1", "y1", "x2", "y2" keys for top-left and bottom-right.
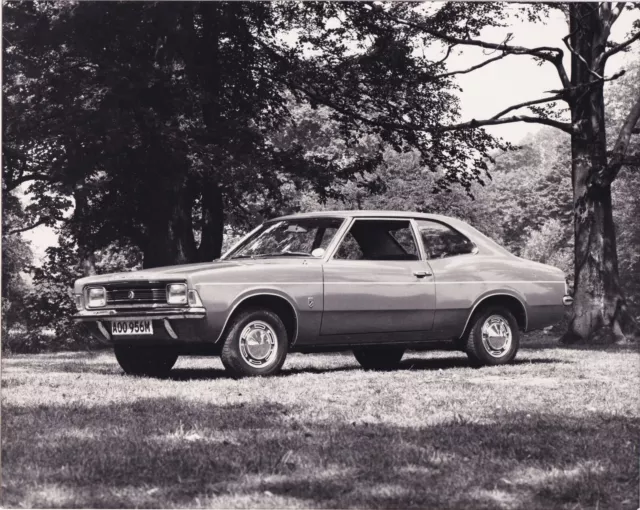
[{"x1": 111, "y1": 320, "x2": 153, "y2": 335}]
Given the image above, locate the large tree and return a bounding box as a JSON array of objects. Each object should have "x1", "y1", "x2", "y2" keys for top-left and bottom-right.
[
  {"x1": 282, "y1": 2, "x2": 640, "y2": 344},
  {"x1": 3, "y1": 1, "x2": 504, "y2": 274},
  {"x1": 2, "y1": 2, "x2": 380, "y2": 269}
]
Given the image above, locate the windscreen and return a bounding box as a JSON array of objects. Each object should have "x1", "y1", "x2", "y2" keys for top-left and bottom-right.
[{"x1": 227, "y1": 217, "x2": 344, "y2": 259}]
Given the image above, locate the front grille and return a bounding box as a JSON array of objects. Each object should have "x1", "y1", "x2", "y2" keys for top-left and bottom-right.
[{"x1": 103, "y1": 281, "x2": 173, "y2": 307}]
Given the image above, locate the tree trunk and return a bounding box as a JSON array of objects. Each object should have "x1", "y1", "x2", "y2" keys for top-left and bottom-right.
[
  {"x1": 563, "y1": 137, "x2": 636, "y2": 343},
  {"x1": 142, "y1": 181, "x2": 198, "y2": 269},
  {"x1": 73, "y1": 185, "x2": 97, "y2": 277},
  {"x1": 561, "y1": 3, "x2": 639, "y2": 344},
  {"x1": 197, "y1": 177, "x2": 224, "y2": 261}
]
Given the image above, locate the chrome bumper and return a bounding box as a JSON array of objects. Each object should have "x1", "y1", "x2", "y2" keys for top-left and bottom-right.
[
  {"x1": 73, "y1": 306, "x2": 207, "y2": 321},
  {"x1": 562, "y1": 295, "x2": 574, "y2": 306}
]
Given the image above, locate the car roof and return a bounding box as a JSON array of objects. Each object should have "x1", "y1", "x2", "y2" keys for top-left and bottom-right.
[
  {"x1": 272, "y1": 210, "x2": 456, "y2": 222},
  {"x1": 270, "y1": 210, "x2": 513, "y2": 257}
]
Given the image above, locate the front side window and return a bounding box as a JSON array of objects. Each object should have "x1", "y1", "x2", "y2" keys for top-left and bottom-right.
[
  {"x1": 334, "y1": 219, "x2": 419, "y2": 261},
  {"x1": 416, "y1": 220, "x2": 475, "y2": 259},
  {"x1": 228, "y1": 217, "x2": 343, "y2": 259}
]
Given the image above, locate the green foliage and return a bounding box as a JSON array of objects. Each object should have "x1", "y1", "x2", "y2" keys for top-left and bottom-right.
[
  {"x1": 483, "y1": 128, "x2": 573, "y2": 256},
  {"x1": 1, "y1": 194, "x2": 34, "y2": 352},
  {"x1": 15, "y1": 235, "x2": 142, "y2": 353},
  {"x1": 2, "y1": 1, "x2": 506, "y2": 269},
  {"x1": 522, "y1": 219, "x2": 573, "y2": 277},
  {"x1": 610, "y1": 58, "x2": 640, "y2": 315}
]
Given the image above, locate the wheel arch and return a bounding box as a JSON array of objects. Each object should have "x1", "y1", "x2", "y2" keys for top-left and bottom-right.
[
  {"x1": 460, "y1": 292, "x2": 528, "y2": 338},
  {"x1": 216, "y1": 291, "x2": 299, "y2": 346}
]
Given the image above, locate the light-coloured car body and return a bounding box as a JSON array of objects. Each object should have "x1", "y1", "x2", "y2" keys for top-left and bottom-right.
[{"x1": 73, "y1": 211, "x2": 570, "y2": 352}]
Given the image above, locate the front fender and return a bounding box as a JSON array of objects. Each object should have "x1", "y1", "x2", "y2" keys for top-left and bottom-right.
[{"x1": 196, "y1": 282, "x2": 322, "y2": 345}]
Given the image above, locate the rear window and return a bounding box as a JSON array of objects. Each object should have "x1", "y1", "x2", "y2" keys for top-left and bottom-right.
[{"x1": 416, "y1": 220, "x2": 476, "y2": 259}]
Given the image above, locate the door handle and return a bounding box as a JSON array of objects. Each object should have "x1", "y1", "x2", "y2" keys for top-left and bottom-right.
[{"x1": 413, "y1": 270, "x2": 432, "y2": 278}]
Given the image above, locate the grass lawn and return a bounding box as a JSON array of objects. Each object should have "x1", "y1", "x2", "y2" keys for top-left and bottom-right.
[{"x1": 1, "y1": 333, "x2": 638, "y2": 509}]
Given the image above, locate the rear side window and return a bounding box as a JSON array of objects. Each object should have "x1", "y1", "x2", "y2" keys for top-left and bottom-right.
[
  {"x1": 416, "y1": 220, "x2": 476, "y2": 259},
  {"x1": 334, "y1": 219, "x2": 419, "y2": 261}
]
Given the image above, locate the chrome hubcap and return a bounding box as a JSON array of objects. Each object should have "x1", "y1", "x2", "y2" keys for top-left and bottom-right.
[
  {"x1": 239, "y1": 321, "x2": 278, "y2": 367},
  {"x1": 481, "y1": 315, "x2": 512, "y2": 358}
]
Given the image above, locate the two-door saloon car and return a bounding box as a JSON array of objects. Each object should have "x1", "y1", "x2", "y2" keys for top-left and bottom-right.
[{"x1": 73, "y1": 211, "x2": 572, "y2": 377}]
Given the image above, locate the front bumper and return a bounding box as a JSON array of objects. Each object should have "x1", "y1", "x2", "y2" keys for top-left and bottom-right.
[
  {"x1": 73, "y1": 307, "x2": 207, "y2": 343},
  {"x1": 73, "y1": 306, "x2": 206, "y2": 321}
]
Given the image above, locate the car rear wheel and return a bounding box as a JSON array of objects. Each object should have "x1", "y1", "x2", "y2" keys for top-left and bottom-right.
[
  {"x1": 220, "y1": 308, "x2": 289, "y2": 378},
  {"x1": 465, "y1": 306, "x2": 520, "y2": 367},
  {"x1": 353, "y1": 347, "x2": 405, "y2": 370},
  {"x1": 114, "y1": 345, "x2": 178, "y2": 377}
]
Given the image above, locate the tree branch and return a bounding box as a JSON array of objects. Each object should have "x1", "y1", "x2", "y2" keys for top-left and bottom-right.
[
  {"x1": 490, "y1": 94, "x2": 566, "y2": 120},
  {"x1": 545, "y1": 69, "x2": 626, "y2": 94},
  {"x1": 600, "y1": 31, "x2": 640, "y2": 63},
  {"x1": 259, "y1": 38, "x2": 574, "y2": 138},
  {"x1": 385, "y1": 12, "x2": 571, "y2": 89},
  {"x1": 562, "y1": 33, "x2": 604, "y2": 80},
  {"x1": 388, "y1": 14, "x2": 563, "y2": 58},
  {"x1": 3, "y1": 218, "x2": 49, "y2": 236},
  {"x1": 429, "y1": 53, "x2": 509, "y2": 80},
  {"x1": 3, "y1": 172, "x2": 54, "y2": 192},
  {"x1": 441, "y1": 115, "x2": 573, "y2": 134},
  {"x1": 607, "y1": 92, "x2": 640, "y2": 182},
  {"x1": 609, "y1": 2, "x2": 627, "y2": 26},
  {"x1": 434, "y1": 44, "x2": 456, "y2": 65},
  {"x1": 283, "y1": 73, "x2": 573, "y2": 135}
]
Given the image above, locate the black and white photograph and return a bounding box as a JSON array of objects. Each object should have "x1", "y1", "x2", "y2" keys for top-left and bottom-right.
[{"x1": 1, "y1": 1, "x2": 639, "y2": 508}]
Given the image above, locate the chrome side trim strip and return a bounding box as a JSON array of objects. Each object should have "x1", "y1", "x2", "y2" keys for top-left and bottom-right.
[{"x1": 197, "y1": 280, "x2": 564, "y2": 286}]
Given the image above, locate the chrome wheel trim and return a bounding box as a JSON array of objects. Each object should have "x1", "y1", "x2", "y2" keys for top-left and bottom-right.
[
  {"x1": 239, "y1": 320, "x2": 278, "y2": 367},
  {"x1": 481, "y1": 315, "x2": 512, "y2": 358}
]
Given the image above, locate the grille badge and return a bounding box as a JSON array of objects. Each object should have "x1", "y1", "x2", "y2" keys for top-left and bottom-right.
[{"x1": 128, "y1": 291, "x2": 135, "y2": 299}]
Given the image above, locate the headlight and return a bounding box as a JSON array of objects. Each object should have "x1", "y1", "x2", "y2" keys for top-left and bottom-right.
[
  {"x1": 167, "y1": 283, "x2": 188, "y2": 305},
  {"x1": 87, "y1": 287, "x2": 106, "y2": 308}
]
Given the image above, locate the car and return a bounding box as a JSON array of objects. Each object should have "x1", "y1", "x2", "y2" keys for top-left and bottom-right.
[{"x1": 73, "y1": 210, "x2": 572, "y2": 377}]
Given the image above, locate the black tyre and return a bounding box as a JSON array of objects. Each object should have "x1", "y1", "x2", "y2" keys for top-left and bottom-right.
[
  {"x1": 465, "y1": 306, "x2": 520, "y2": 367},
  {"x1": 220, "y1": 308, "x2": 288, "y2": 378},
  {"x1": 353, "y1": 347, "x2": 405, "y2": 370},
  {"x1": 114, "y1": 345, "x2": 178, "y2": 377}
]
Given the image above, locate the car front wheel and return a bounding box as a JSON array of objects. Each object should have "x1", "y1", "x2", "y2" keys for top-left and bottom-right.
[
  {"x1": 353, "y1": 347, "x2": 405, "y2": 370},
  {"x1": 114, "y1": 345, "x2": 178, "y2": 377},
  {"x1": 465, "y1": 306, "x2": 520, "y2": 367},
  {"x1": 220, "y1": 308, "x2": 289, "y2": 378}
]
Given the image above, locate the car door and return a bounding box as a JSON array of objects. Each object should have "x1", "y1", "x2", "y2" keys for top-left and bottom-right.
[
  {"x1": 414, "y1": 218, "x2": 481, "y2": 340},
  {"x1": 320, "y1": 218, "x2": 436, "y2": 342}
]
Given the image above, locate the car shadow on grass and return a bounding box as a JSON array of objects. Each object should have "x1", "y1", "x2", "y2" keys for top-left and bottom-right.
[
  {"x1": 167, "y1": 356, "x2": 565, "y2": 381},
  {"x1": 1, "y1": 396, "x2": 637, "y2": 509}
]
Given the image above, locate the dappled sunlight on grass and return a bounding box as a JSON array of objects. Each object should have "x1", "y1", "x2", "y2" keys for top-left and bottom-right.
[{"x1": 1, "y1": 337, "x2": 639, "y2": 508}]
